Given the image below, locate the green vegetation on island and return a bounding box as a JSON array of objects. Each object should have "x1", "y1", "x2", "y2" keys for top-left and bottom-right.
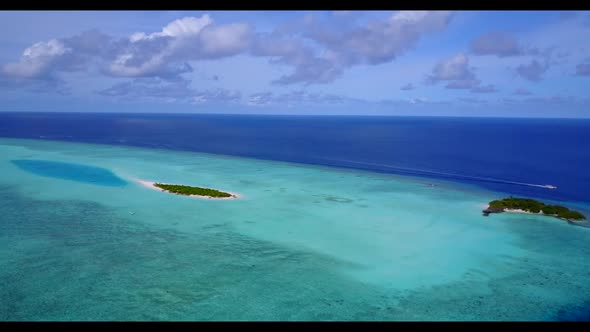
[
  {"x1": 483, "y1": 197, "x2": 586, "y2": 221},
  {"x1": 154, "y1": 183, "x2": 233, "y2": 198}
]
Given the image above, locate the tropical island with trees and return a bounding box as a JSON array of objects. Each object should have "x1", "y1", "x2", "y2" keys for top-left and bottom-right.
[
  {"x1": 154, "y1": 183, "x2": 235, "y2": 198},
  {"x1": 482, "y1": 197, "x2": 586, "y2": 221}
]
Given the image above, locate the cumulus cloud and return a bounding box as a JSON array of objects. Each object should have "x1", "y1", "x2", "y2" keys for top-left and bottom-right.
[
  {"x1": 250, "y1": 33, "x2": 344, "y2": 85},
  {"x1": 400, "y1": 83, "x2": 415, "y2": 91},
  {"x1": 426, "y1": 53, "x2": 503, "y2": 93},
  {"x1": 1, "y1": 15, "x2": 252, "y2": 84},
  {"x1": 575, "y1": 63, "x2": 590, "y2": 76},
  {"x1": 198, "y1": 23, "x2": 252, "y2": 56},
  {"x1": 306, "y1": 11, "x2": 453, "y2": 66},
  {"x1": 469, "y1": 30, "x2": 565, "y2": 63},
  {"x1": 516, "y1": 59, "x2": 549, "y2": 81},
  {"x1": 104, "y1": 15, "x2": 252, "y2": 79},
  {"x1": 130, "y1": 16, "x2": 213, "y2": 41},
  {"x1": 1, "y1": 11, "x2": 457, "y2": 88},
  {"x1": 426, "y1": 53, "x2": 480, "y2": 89},
  {"x1": 470, "y1": 30, "x2": 563, "y2": 84},
  {"x1": 61, "y1": 30, "x2": 113, "y2": 72},
  {"x1": 427, "y1": 53, "x2": 474, "y2": 82},
  {"x1": 252, "y1": 11, "x2": 454, "y2": 85},
  {"x1": 2, "y1": 39, "x2": 71, "y2": 79},
  {"x1": 469, "y1": 31, "x2": 524, "y2": 57}
]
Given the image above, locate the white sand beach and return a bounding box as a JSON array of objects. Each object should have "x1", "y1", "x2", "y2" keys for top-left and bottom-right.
[{"x1": 503, "y1": 208, "x2": 543, "y2": 215}]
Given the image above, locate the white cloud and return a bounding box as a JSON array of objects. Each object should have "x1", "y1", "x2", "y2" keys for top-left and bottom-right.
[
  {"x1": 2, "y1": 39, "x2": 70, "y2": 78},
  {"x1": 323, "y1": 10, "x2": 453, "y2": 65},
  {"x1": 198, "y1": 23, "x2": 252, "y2": 57},
  {"x1": 426, "y1": 53, "x2": 502, "y2": 93},
  {"x1": 1, "y1": 15, "x2": 251, "y2": 82},
  {"x1": 129, "y1": 15, "x2": 213, "y2": 41},
  {"x1": 162, "y1": 16, "x2": 213, "y2": 38},
  {"x1": 107, "y1": 15, "x2": 250, "y2": 78},
  {"x1": 1, "y1": 11, "x2": 456, "y2": 88},
  {"x1": 254, "y1": 10, "x2": 454, "y2": 85},
  {"x1": 427, "y1": 53, "x2": 477, "y2": 86}
]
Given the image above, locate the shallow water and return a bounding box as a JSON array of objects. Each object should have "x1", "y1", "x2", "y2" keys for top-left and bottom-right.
[{"x1": 1, "y1": 138, "x2": 590, "y2": 321}]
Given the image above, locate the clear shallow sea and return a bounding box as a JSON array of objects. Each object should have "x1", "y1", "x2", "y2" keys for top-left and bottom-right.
[{"x1": 1, "y1": 114, "x2": 590, "y2": 320}]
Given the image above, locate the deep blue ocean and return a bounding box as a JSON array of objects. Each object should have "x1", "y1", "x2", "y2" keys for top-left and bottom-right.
[{"x1": 1, "y1": 112, "x2": 589, "y2": 204}]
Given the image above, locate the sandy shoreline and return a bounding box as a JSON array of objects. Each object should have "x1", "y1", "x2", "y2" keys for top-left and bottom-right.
[
  {"x1": 130, "y1": 177, "x2": 242, "y2": 200},
  {"x1": 503, "y1": 208, "x2": 544, "y2": 215},
  {"x1": 482, "y1": 205, "x2": 544, "y2": 215}
]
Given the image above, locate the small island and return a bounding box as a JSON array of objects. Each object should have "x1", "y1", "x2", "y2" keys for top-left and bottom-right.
[
  {"x1": 130, "y1": 177, "x2": 241, "y2": 200},
  {"x1": 154, "y1": 183, "x2": 235, "y2": 198},
  {"x1": 483, "y1": 197, "x2": 586, "y2": 221}
]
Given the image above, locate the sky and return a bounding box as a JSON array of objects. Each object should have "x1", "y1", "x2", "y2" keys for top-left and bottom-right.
[{"x1": 0, "y1": 10, "x2": 589, "y2": 117}]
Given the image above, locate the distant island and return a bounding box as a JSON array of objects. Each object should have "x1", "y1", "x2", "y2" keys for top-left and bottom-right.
[
  {"x1": 129, "y1": 178, "x2": 241, "y2": 200},
  {"x1": 483, "y1": 197, "x2": 586, "y2": 221},
  {"x1": 154, "y1": 183, "x2": 235, "y2": 198}
]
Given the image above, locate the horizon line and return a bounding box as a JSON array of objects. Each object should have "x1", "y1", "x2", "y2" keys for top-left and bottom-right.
[{"x1": 1, "y1": 110, "x2": 589, "y2": 120}]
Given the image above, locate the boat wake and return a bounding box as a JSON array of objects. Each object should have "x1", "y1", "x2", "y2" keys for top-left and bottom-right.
[{"x1": 320, "y1": 158, "x2": 557, "y2": 190}]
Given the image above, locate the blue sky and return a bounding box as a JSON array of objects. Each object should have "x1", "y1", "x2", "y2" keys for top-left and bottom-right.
[{"x1": 1, "y1": 10, "x2": 589, "y2": 117}]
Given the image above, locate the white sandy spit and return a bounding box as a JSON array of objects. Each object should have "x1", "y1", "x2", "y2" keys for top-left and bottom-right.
[
  {"x1": 130, "y1": 177, "x2": 242, "y2": 200},
  {"x1": 504, "y1": 208, "x2": 541, "y2": 214},
  {"x1": 483, "y1": 205, "x2": 545, "y2": 216}
]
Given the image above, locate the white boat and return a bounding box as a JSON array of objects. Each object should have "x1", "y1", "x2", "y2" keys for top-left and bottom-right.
[{"x1": 544, "y1": 185, "x2": 557, "y2": 190}]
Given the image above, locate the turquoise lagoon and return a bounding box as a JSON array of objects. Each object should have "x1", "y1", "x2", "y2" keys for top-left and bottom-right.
[{"x1": 1, "y1": 137, "x2": 590, "y2": 321}]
